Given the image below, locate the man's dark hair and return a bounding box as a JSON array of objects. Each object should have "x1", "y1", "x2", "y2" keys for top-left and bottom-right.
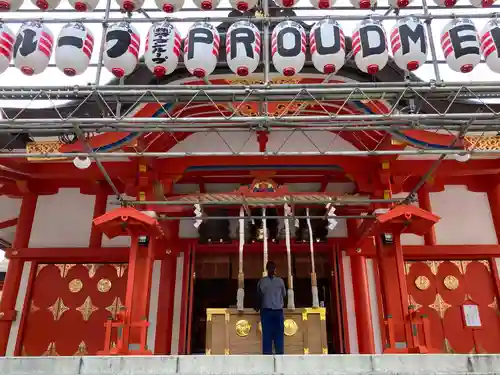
[{"x1": 266, "y1": 261, "x2": 276, "y2": 274}]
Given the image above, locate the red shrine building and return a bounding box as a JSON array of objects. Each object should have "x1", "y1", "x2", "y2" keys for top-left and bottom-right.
[{"x1": 1, "y1": 66, "x2": 500, "y2": 356}]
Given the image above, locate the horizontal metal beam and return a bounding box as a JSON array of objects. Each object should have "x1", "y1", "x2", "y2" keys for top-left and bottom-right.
[
  {"x1": 157, "y1": 215, "x2": 376, "y2": 220},
  {"x1": 127, "y1": 198, "x2": 398, "y2": 205}
]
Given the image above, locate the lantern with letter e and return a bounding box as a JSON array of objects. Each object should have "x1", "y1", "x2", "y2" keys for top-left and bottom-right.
[
  {"x1": 55, "y1": 22, "x2": 94, "y2": 76},
  {"x1": 310, "y1": 18, "x2": 345, "y2": 74},
  {"x1": 155, "y1": 0, "x2": 184, "y2": 12},
  {"x1": 480, "y1": 19, "x2": 500, "y2": 73},
  {"x1": 103, "y1": 22, "x2": 140, "y2": 78},
  {"x1": 14, "y1": 21, "x2": 53, "y2": 76},
  {"x1": 226, "y1": 21, "x2": 260, "y2": 76},
  {"x1": 145, "y1": 21, "x2": 181, "y2": 77},
  {"x1": 352, "y1": 19, "x2": 388, "y2": 74},
  {"x1": 0, "y1": 0, "x2": 23, "y2": 11},
  {"x1": 0, "y1": 23, "x2": 14, "y2": 75},
  {"x1": 184, "y1": 22, "x2": 220, "y2": 78},
  {"x1": 441, "y1": 18, "x2": 480, "y2": 73},
  {"x1": 390, "y1": 16, "x2": 427, "y2": 71},
  {"x1": 272, "y1": 20, "x2": 306, "y2": 77}
]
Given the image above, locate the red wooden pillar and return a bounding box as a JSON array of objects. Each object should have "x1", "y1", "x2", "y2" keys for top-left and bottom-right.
[
  {"x1": 89, "y1": 187, "x2": 108, "y2": 248},
  {"x1": 417, "y1": 186, "x2": 436, "y2": 246},
  {"x1": 487, "y1": 180, "x2": 500, "y2": 242},
  {"x1": 347, "y1": 219, "x2": 375, "y2": 353},
  {"x1": 0, "y1": 193, "x2": 37, "y2": 355}
]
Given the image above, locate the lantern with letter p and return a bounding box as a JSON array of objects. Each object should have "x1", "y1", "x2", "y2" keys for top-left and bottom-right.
[
  {"x1": 226, "y1": 21, "x2": 260, "y2": 76},
  {"x1": 310, "y1": 18, "x2": 345, "y2": 74},
  {"x1": 390, "y1": 17, "x2": 427, "y2": 71},
  {"x1": 55, "y1": 22, "x2": 93, "y2": 76},
  {"x1": 0, "y1": 23, "x2": 14, "y2": 75},
  {"x1": 14, "y1": 21, "x2": 53, "y2": 76},
  {"x1": 184, "y1": 22, "x2": 219, "y2": 78},
  {"x1": 145, "y1": 21, "x2": 181, "y2": 77},
  {"x1": 352, "y1": 19, "x2": 388, "y2": 74},
  {"x1": 272, "y1": 21, "x2": 306, "y2": 76},
  {"x1": 480, "y1": 19, "x2": 500, "y2": 73},
  {"x1": 103, "y1": 22, "x2": 140, "y2": 78},
  {"x1": 441, "y1": 18, "x2": 480, "y2": 73}
]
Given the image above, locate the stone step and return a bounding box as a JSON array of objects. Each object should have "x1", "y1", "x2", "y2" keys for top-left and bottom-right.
[{"x1": 1, "y1": 355, "x2": 500, "y2": 375}]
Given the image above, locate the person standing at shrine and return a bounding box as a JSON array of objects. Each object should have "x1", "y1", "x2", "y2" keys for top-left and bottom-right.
[{"x1": 255, "y1": 261, "x2": 286, "y2": 355}]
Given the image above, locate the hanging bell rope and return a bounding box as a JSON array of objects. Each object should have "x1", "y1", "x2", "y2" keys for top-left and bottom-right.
[
  {"x1": 306, "y1": 207, "x2": 320, "y2": 308},
  {"x1": 236, "y1": 205, "x2": 245, "y2": 311},
  {"x1": 262, "y1": 207, "x2": 268, "y2": 277},
  {"x1": 284, "y1": 202, "x2": 295, "y2": 310}
]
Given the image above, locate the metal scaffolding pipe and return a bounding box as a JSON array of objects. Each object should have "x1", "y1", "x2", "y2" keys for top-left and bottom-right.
[
  {"x1": 155, "y1": 215, "x2": 376, "y2": 220},
  {"x1": 128, "y1": 198, "x2": 400, "y2": 205}
]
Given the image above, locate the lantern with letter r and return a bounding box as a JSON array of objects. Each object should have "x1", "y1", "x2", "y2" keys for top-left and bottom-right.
[{"x1": 226, "y1": 21, "x2": 260, "y2": 76}]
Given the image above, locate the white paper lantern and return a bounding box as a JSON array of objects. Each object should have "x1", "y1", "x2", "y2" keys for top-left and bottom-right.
[
  {"x1": 55, "y1": 22, "x2": 93, "y2": 76},
  {"x1": 352, "y1": 19, "x2": 388, "y2": 74},
  {"x1": 14, "y1": 21, "x2": 53, "y2": 76},
  {"x1": 349, "y1": 0, "x2": 375, "y2": 9},
  {"x1": 390, "y1": 16, "x2": 427, "y2": 71},
  {"x1": 0, "y1": 24, "x2": 14, "y2": 75},
  {"x1": 229, "y1": 0, "x2": 257, "y2": 11},
  {"x1": 271, "y1": 21, "x2": 306, "y2": 76},
  {"x1": 193, "y1": 0, "x2": 219, "y2": 10},
  {"x1": 0, "y1": 0, "x2": 23, "y2": 11},
  {"x1": 480, "y1": 19, "x2": 500, "y2": 73},
  {"x1": 469, "y1": 0, "x2": 495, "y2": 6},
  {"x1": 31, "y1": 0, "x2": 59, "y2": 10},
  {"x1": 433, "y1": 0, "x2": 456, "y2": 7},
  {"x1": 145, "y1": 21, "x2": 181, "y2": 77},
  {"x1": 226, "y1": 21, "x2": 260, "y2": 76},
  {"x1": 103, "y1": 22, "x2": 140, "y2": 78},
  {"x1": 274, "y1": 0, "x2": 298, "y2": 8},
  {"x1": 155, "y1": 0, "x2": 184, "y2": 12},
  {"x1": 388, "y1": 0, "x2": 412, "y2": 7},
  {"x1": 115, "y1": 0, "x2": 143, "y2": 11},
  {"x1": 68, "y1": 0, "x2": 99, "y2": 11},
  {"x1": 310, "y1": 18, "x2": 345, "y2": 74},
  {"x1": 184, "y1": 22, "x2": 219, "y2": 78},
  {"x1": 309, "y1": 0, "x2": 335, "y2": 9},
  {"x1": 441, "y1": 18, "x2": 480, "y2": 73}
]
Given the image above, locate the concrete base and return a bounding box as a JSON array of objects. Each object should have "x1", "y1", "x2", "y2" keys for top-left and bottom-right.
[{"x1": 1, "y1": 355, "x2": 500, "y2": 375}]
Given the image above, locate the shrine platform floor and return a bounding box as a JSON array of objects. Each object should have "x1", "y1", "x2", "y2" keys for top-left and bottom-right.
[{"x1": 1, "y1": 354, "x2": 500, "y2": 375}]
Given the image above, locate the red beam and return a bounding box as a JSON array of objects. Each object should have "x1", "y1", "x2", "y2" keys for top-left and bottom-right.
[
  {"x1": 349, "y1": 244, "x2": 500, "y2": 258},
  {"x1": 0, "y1": 218, "x2": 17, "y2": 230},
  {"x1": 6, "y1": 247, "x2": 130, "y2": 262}
]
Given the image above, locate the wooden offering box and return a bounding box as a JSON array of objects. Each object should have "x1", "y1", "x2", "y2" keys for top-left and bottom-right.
[{"x1": 205, "y1": 308, "x2": 327, "y2": 355}]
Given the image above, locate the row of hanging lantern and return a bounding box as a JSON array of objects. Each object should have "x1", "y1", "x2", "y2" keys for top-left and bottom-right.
[
  {"x1": 4, "y1": 17, "x2": 500, "y2": 78},
  {"x1": 0, "y1": 0, "x2": 496, "y2": 12}
]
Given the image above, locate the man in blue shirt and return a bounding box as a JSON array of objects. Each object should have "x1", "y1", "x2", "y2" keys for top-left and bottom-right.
[{"x1": 255, "y1": 261, "x2": 286, "y2": 355}]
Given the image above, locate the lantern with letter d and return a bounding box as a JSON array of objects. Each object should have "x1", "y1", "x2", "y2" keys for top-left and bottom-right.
[
  {"x1": 441, "y1": 18, "x2": 480, "y2": 73},
  {"x1": 226, "y1": 21, "x2": 260, "y2": 76},
  {"x1": 145, "y1": 21, "x2": 181, "y2": 77},
  {"x1": 352, "y1": 19, "x2": 388, "y2": 74},
  {"x1": 272, "y1": 20, "x2": 306, "y2": 77},
  {"x1": 390, "y1": 16, "x2": 427, "y2": 71},
  {"x1": 55, "y1": 22, "x2": 93, "y2": 76},
  {"x1": 184, "y1": 22, "x2": 220, "y2": 78},
  {"x1": 310, "y1": 18, "x2": 345, "y2": 74},
  {"x1": 103, "y1": 22, "x2": 140, "y2": 78}
]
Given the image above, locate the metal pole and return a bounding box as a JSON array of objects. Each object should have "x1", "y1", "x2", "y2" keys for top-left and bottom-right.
[
  {"x1": 127, "y1": 198, "x2": 401, "y2": 205},
  {"x1": 94, "y1": 0, "x2": 112, "y2": 86},
  {"x1": 155, "y1": 215, "x2": 376, "y2": 220},
  {"x1": 421, "y1": 0, "x2": 441, "y2": 83}
]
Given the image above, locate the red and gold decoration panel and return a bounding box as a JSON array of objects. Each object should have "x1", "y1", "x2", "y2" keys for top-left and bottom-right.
[
  {"x1": 20, "y1": 263, "x2": 128, "y2": 356},
  {"x1": 406, "y1": 260, "x2": 500, "y2": 354}
]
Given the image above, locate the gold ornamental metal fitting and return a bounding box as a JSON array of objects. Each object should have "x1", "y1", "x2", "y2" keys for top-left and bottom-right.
[
  {"x1": 235, "y1": 319, "x2": 251, "y2": 337},
  {"x1": 444, "y1": 275, "x2": 459, "y2": 290},
  {"x1": 415, "y1": 276, "x2": 430, "y2": 291},
  {"x1": 284, "y1": 319, "x2": 298, "y2": 336},
  {"x1": 97, "y1": 278, "x2": 112, "y2": 293},
  {"x1": 69, "y1": 279, "x2": 83, "y2": 293}
]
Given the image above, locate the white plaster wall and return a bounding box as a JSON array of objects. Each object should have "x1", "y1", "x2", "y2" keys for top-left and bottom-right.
[
  {"x1": 430, "y1": 185, "x2": 498, "y2": 245},
  {"x1": 0, "y1": 196, "x2": 21, "y2": 244},
  {"x1": 342, "y1": 253, "x2": 359, "y2": 354},
  {"x1": 366, "y1": 259, "x2": 383, "y2": 354},
  {"x1": 147, "y1": 260, "x2": 162, "y2": 353},
  {"x1": 6, "y1": 261, "x2": 32, "y2": 356},
  {"x1": 102, "y1": 196, "x2": 132, "y2": 247},
  {"x1": 170, "y1": 252, "x2": 185, "y2": 355},
  {"x1": 392, "y1": 192, "x2": 424, "y2": 246},
  {"x1": 29, "y1": 189, "x2": 95, "y2": 248}
]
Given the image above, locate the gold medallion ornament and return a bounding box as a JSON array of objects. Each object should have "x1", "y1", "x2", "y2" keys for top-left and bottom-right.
[
  {"x1": 235, "y1": 320, "x2": 251, "y2": 337},
  {"x1": 444, "y1": 275, "x2": 459, "y2": 290},
  {"x1": 69, "y1": 279, "x2": 83, "y2": 293},
  {"x1": 97, "y1": 278, "x2": 112, "y2": 293},
  {"x1": 284, "y1": 319, "x2": 298, "y2": 336},
  {"x1": 415, "y1": 276, "x2": 430, "y2": 291}
]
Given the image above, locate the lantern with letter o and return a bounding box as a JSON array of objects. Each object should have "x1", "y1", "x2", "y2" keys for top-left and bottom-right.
[
  {"x1": 226, "y1": 21, "x2": 260, "y2": 76},
  {"x1": 14, "y1": 21, "x2": 53, "y2": 76},
  {"x1": 184, "y1": 22, "x2": 220, "y2": 78},
  {"x1": 390, "y1": 16, "x2": 427, "y2": 71},
  {"x1": 272, "y1": 20, "x2": 306, "y2": 76},
  {"x1": 145, "y1": 21, "x2": 181, "y2": 77},
  {"x1": 55, "y1": 22, "x2": 94, "y2": 76},
  {"x1": 480, "y1": 19, "x2": 500, "y2": 73},
  {"x1": 309, "y1": 18, "x2": 345, "y2": 74},
  {"x1": 352, "y1": 19, "x2": 388, "y2": 74},
  {"x1": 0, "y1": 23, "x2": 14, "y2": 75},
  {"x1": 441, "y1": 18, "x2": 480, "y2": 73},
  {"x1": 103, "y1": 22, "x2": 140, "y2": 78}
]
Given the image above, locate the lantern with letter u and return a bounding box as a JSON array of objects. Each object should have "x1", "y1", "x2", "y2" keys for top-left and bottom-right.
[
  {"x1": 272, "y1": 20, "x2": 306, "y2": 77},
  {"x1": 103, "y1": 22, "x2": 141, "y2": 78},
  {"x1": 55, "y1": 22, "x2": 94, "y2": 76},
  {"x1": 184, "y1": 22, "x2": 220, "y2": 78},
  {"x1": 441, "y1": 18, "x2": 480, "y2": 73},
  {"x1": 310, "y1": 18, "x2": 345, "y2": 74},
  {"x1": 14, "y1": 21, "x2": 53, "y2": 76},
  {"x1": 352, "y1": 19, "x2": 388, "y2": 74},
  {"x1": 226, "y1": 21, "x2": 260, "y2": 76},
  {"x1": 144, "y1": 21, "x2": 181, "y2": 77},
  {"x1": 390, "y1": 16, "x2": 427, "y2": 71}
]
